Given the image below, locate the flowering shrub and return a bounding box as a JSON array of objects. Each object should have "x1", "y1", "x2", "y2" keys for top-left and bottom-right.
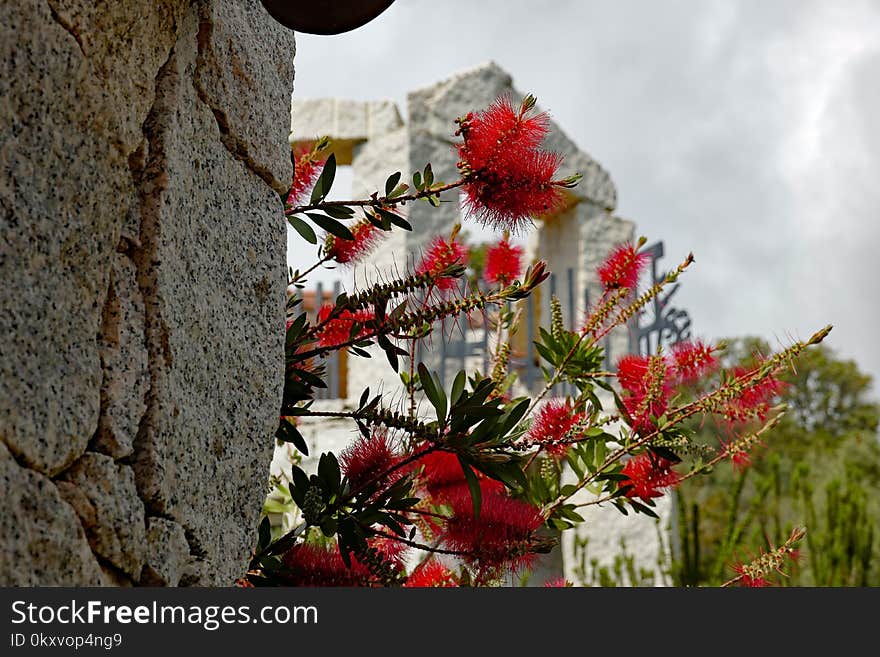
[{"x1": 247, "y1": 94, "x2": 829, "y2": 588}]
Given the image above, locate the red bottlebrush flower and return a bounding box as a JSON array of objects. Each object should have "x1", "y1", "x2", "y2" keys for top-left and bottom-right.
[
  {"x1": 287, "y1": 143, "x2": 325, "y2": 207},
  {"x1": 416, "y1": 450, "x2": 503, "y2": 502},
  {"x1": 456, "y1": 96, "x2": 567, "y2": 231},
  {"x1": 483, "y1": 238, "x2": 524, "y2": 286},
  {"x1": 543, "y1": 577, "x2": 571, "y2": 587},
  {"x1": 405, "y1": 560, "x2": 458, "y2": 588},
  {"x1": 620, "y1": 453, "x2": 680, "y2": 501},
  {"x1": 617, "y1": 354, "x2": 652, "y2": 394},
  {"x1": 315, "y1": 303, "x2": 375, "y2": 348},
  {"x1": 618, "y1": 355, "x2": 673, "y2": 434},
  {"x1": 415, "y1": 236, "x2": 468, "y2": 291},
  {"x1": 281, "y1": 543, "x2": 370, "y2": 587},
  {"x1": 325, "y1": 218, "x2": 383, "y2": 265},
  {"x1": 597, "y1": 242, "x2": 650, "y2": 292},
  {"x1": 721, "y1": 367, "x2": 786, "y2": 423},
  {"x1": 443, "y1": 489, "x2": 543, "y2": 572},
  {"x1": 456, "y1": 96, "x2": 549, "y2": 171},
  {"x1": 672, "y1": 340, "x2": 717, "y2": 384},
  {"x1": 461, "y1": 151, "x2": 565, "y2": 231},
  {"x1": 527, "y1": 399, "x2": 583, "y2": 459},
  {"x1": 340, "y1": 431, "x2": 400, "y2": 491},
  {"x1": 732, "y1": 563, "x2": 771, "y2": 588}
]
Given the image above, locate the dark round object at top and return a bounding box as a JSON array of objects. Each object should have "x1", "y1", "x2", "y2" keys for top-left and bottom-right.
[{"x1": 261, "y1": 1, "x2": 395, "y2": 35}]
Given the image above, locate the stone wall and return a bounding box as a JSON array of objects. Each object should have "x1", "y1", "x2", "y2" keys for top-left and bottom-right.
[{"x1": 0, "y1": 1, "x2": 294, "y2": 585}]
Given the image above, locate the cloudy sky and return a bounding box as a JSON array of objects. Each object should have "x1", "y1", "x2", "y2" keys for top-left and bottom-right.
[{"x1": 288, "y1": 0, "x2": 880, "y2": 396}]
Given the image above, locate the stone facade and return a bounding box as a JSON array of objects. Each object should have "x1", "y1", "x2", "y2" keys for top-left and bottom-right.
[
  {"x1": 288, "y1": 63, "x2": 670, "y2": 584},
  {"x1": 1, "y1": 1, "x2": 294, "y2": 585}
]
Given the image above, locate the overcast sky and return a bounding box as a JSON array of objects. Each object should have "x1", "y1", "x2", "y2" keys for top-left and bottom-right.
[{"x1": 288, "y1": 0, "x2": 880, "y2": 396}]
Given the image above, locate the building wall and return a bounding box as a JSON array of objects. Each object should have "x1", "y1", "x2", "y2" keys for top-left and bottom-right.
[{"x1": 1, "y1": 1, "x2": 294, "y2": 585}]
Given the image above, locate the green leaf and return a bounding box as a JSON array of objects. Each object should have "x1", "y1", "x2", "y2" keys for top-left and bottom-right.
[
  {"x1": 432, "y1": 370, "x2": 447, "y2": 424},
  {"x1": 385, "y1": 171, "x2": 402, "y2": 196},
  {"x1": 291, "y1": 367, "x2": 327, "y2": 389},
  {"x1": 257, "y1": 516, "x2": 271, "y2": 550},
  {"x1": 450, "y1": 370, "x2": 466, "y2": 406},
  {"x1": 377, "y1": 207, "x2": 412, "y2": 231},
  {"x1": 276, "y1": 419, "x2": 308, "y2": 455},
  {"x1": 287, "y1": 215, "x2": 317, "y2": 244},
  {"x1": 390, "y1": 183, "x2": 409, "y2": 198},
  {"x1": 310, "y1": 152, "x2": 336, "y2": 203},
  {"x1": 418, "y1": 363, "x2": 446, "y2": 423},
  {"x1": 306, "y1": 213, "x2": 355, "y2": 241},
  {"x1": 323, "y1": 205, "x2": 355, "y2": 219},
  {"x1": 423, "y1": 163, "x2": 434, "y2": 187},
  {"x1": 318, "y1": 452, "x2": 341, "y2": 493},
  {"x1": 498, "y1": 398, "x2": 531, "y2": 438},
  {"x1": 412, "y1": 171, "x2": 422, "y2": 190},
  {"x1": 458, "y1": 457, "x2": 482, "y2": 521}
]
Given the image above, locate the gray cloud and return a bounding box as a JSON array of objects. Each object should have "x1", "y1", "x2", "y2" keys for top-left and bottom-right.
[{"x1": 289, "y1": 0, "x2": 880, "y2": 395}]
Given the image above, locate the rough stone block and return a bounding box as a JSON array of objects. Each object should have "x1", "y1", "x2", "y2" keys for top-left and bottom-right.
[
  {"x1": 194, "y1": 0, "x2": 295, "y2": 194},
  {"x1": 92, "y1": 254, "x2": 149, "y2": 459},
  {"x1": 140, "y1": 517, "x2": 190, "y2": 586},
  {"x1": 0, "y1": 444, "x2": 104, "y2": 586},
  {"x1": 129, "y1": 10, "x2": 286, "y2": 585},
  {"x1": 59, "y1": 453, "x2": 147, "y2": 579}
]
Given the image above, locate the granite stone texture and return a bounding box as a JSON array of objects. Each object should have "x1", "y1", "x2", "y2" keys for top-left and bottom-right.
[
  {"x1": 1, "y1": 0, "x2": 294, "y2": 585},
  {"x1": 141, "y1": 517, "x2": 191, "y2": 586},
  {"x1": 58, "y1": 453, "x2": 147, "y2": 579},
  {"x1": 0, "y1": 444, "x2": 105, "y2": 586}
]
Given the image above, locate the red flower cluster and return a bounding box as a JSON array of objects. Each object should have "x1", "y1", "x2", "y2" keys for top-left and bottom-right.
[
  {"x1": 405, "y1": 560, "x2": 458, "y2": 588},
  {"x1": 287, "y1": 143, "x2": 325, "y2": 207},
  {"x1": 617, "y1": 354, "x2": 673, "y2": 434},
  {"x1": 721, "y1": 366, "x2": 786, "y2": 423},
  {"x1": 281, "y1": 544, "x2": 371, "y2": 587},
  {"x1": 340, "y1": 431, "x2": 401, "y2": 491},
  {"x1": 543, "y1": 577, "x2": 570, "y2": 587},
  {"x1": 315, "y1": 304, "x2": 375, "y2": 348},
  {"x1": 483, "y1": 238, "x2": 524, "y2": 286},
  {"x1": 671, "y1": 340, "x2": 717, "y2": 384},
  {"x1": 732, "y1": 563, "x2": 771, "y2": 587},
  {"x1": 527, "y1": 399, "x2": 584, "y2": 458},
  {"x1": 457, "y1": 96, "x2": 566, "y2": 231},
  {"x1": 415, "y1": 236, "x2": 469, "y2": 292},
  {"x1": 326, "y1": 219, "x2": 383, "y2": 265},
  {"x1": 620, "y1": 453, "x2": 680, "y2": 501},
  {"x1": 416, "y1": 450, "x2": 503, "y2": 503},
  {"x1": 597, "y1": 242, "x2": 650, "y2": 291},
  {"x1": 443, "y1": 488, "x2": 543, "y2": 573}
]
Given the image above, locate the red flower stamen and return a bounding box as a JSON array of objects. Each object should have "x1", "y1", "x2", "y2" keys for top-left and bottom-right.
[
  {"x1": 721, "y1": 366, "x2": 786, "y2": 423},
  {"x1": 326, "y1": 219, "x2": 383, "y2": 265},
  {"x1": 617, "y1": 355, "x2": 673, "y2": 433},
  {"x1": 672, "y1": 340, "x2": 717, "y2": 384},
  {"x1": 443, "y1": 489, "x2": 543, "y2": 572},
  {"x1": 405, "y1": 561, "x2": 458, "y2": 588},
  {"x1": 597, "y1": 242, "x2": 650, "y2": 292},
  {"x1": 527, "y1": 399, "x2": 583, "y2": 459},
  {"x1": 620, "y1": 453, "x2": 680, "y2": 501},
  {"x1": 281, "y1": 544, "x2": 370, "y2": 587},
  {"x1": 287, "y1": 143, "x2": 325, "y2": 207},
  {"x1": 415, "y1": 236, "x2": 468, "y2": 292},
  {"x1": 416, "y1": 450, "x2": 503, "y2": 503},
  {"x1": 456, "y1": 96, "x2": 567, "y2": 231},
  {"x1": 315, "y1": 303, "x2": 375, "y2": 348},
  {"x1": 483, "y1": 238, "x2": 524, "y2": 286},
  {"x1": 340, "y1": 431, "x2": 400, "y2": 491}
]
